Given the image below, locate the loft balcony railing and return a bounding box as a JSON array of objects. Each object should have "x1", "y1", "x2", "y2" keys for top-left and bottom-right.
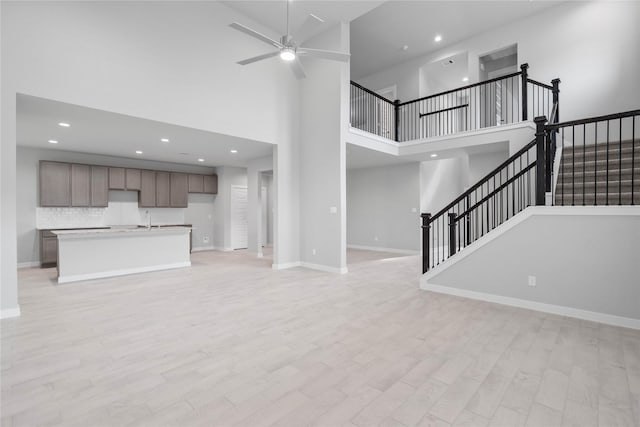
[{"x1": 350, "y1": 63, "x2": 560, "y2": 142}]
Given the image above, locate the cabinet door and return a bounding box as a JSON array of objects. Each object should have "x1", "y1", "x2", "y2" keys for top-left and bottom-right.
[
  {"x1": 203, "y1": 174, "x2": 218, "y2": 194},
  {"x1": 91, "y1": 166, "x2": 109, "y2": 207},
  {"x1": 71, "y1": 164, "x2": 91, "y2": 206},
  {"x1": 156, "y1": 172, "x2": 170, "y2": 207},
  {"x1": 125, "y1": 169, "x2": 141, "y2": 190},
  {"x1": 109, "y1": 167, "x2": 126, "y2": 190},
  {"x1": 139, "y1": 170, "x2": 156, "y2": 207},
  {"x1": 188, "y1": 174, "x2": 204, "y2": 193},
  {"x1": 40, "y1": 161, "x2": 71, "y2": 207},
  {"x1": 41, "y1": 236, "x2": 58, "y2": 265},
  {"x1": 170, "y1": 173, "x2": 189, "y2": 207}
]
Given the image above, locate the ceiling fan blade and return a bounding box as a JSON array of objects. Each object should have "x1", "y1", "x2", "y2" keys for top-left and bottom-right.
[
  {"x1": 298, "y1": 48, "x2": 350, "y2": 63},
  {"x1": 294, "y1": 14, "x2": 324, "y2": 45},
  {"x1": 289, "y1": 58, "x2": 306, "y2": 79},
  {"x1": 229, "y1": 22, "x2": 283, "y2": 49},
  {"x1": 237, "y1": 51, "x2": 280, "y2": 66}
]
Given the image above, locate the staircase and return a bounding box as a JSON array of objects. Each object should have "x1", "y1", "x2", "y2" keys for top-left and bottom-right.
[{"x1": 556, "y1": 140, "x2": 639, "y2": 205}]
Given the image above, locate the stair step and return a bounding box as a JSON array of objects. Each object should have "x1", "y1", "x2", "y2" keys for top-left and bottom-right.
[
  {"x1": 557, "y1": 179, "x2": 637, "y2": 190},
  {"x1": 560, "y1": 157, "x2": 639, "y2": 171},
  {"x1": 560, "y1": 150, "x2": 640, "y2": 163},
  {"x1": 555, "y1": 191, "x2": 640, "y2": 205},
  {"x1": 562, "y1": 139, "x2": 638, "y2": 154}
]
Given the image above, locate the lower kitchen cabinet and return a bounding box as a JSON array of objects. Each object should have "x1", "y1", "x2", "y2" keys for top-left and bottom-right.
[{"x1": 40, "y1": 231, "x2": 58, "y2": 267}]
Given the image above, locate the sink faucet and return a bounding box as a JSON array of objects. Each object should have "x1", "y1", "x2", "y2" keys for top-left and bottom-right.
[{"x1": 146, "y1": 210, "x2": 151, "y2": 229}]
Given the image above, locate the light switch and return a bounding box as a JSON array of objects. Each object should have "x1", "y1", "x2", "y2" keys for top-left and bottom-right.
[{"x1": 329, "y1": 206, "x2": 337, "y2": 214}]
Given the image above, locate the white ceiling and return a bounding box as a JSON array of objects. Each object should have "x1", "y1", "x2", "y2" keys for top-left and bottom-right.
[
  {"x1": 17, "y1": 94, "x2": 274, "y2": 168},
  {"x1": 350, "y1": 1, "x2": 562, "y2": 79},
  {"x1": 222, "y1": 0, "x2": 383, "y2": 44}
]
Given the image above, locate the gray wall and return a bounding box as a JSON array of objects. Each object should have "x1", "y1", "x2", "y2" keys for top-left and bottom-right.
[
  {"x1": 17, "y1": 146, "x2": 216, "y2": 264},
  {"x1": 427, "y1": 211, "x2": 640, "y2": 321},
  {"x1": 420, "y1": 157, "x2": 466, "y2": 215},
  {"x1": 347, "y1": 162, "x2": 420, "y2": 252}
]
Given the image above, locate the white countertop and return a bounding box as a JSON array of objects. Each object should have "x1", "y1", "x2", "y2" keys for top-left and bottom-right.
[{"x1": 52, "y1": 226, "x2": 191, "y2": 236}]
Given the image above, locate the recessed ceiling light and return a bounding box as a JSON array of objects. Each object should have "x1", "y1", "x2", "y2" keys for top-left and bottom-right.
[
  {"x1": 160, "y1": 138, "x2": 170, "y2": 143},
  {"x1": 48, "y1": 139, "x2": 59, "y2": 144},
  {"x1": 197, "y1": 158, "x2": 205, "y2": 162},
  {"x1": 135, "y1": 150, "x2": 143, "y2": 154},
  {"x1": 434, "y1": 35, "x2": 442, "y2": 42},
  {"x1": 430, "y1": 153, "x2": 438, "y2": 158},
  {"x1": 462, "y1": 77, "x2": 469, "y2": 82},
  {"x1": 230, "y1": 149, "x2": 238, "y2": 154},
  {"x1": 58, "y1": 122, "x2": 70, "y2": 127}
]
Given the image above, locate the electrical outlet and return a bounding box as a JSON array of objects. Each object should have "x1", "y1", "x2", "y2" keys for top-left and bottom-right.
[
  {"x1": 411, "y1": 207, "x2": 417, "y2": 213},
  {"x1": 203, "y1": 236, "x2": 209, "y2": 243},
  {"x1": 528, "y1": 275, "x2": 536, "y2": 287},
  {"x1": 312, "y1": 249, "x2": 316, "y2": 255},
  {"x1": 329, "y1": 206, "x2": 337, "y2": 214},
  {"x1": 374, "y1": 236, "x2": 379, "y2": 241}
]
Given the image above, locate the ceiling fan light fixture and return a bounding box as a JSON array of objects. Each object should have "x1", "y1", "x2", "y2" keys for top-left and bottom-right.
[{"x1": 280, "y1": 47, "x2": 296, "y2": 61}]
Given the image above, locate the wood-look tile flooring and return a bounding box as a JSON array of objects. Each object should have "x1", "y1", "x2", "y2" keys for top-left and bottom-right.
[{"x1": 2, "y1": 250, "x2": 639, "y2": 426}]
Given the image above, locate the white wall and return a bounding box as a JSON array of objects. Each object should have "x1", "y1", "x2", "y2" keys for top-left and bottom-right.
[
  {"x1": 347, "y1": 163, "x2": 420, "y2": 252},
  {"x1": 1, "y1": 1, "x2": 302, "y2": 314},
  {"x1": 424, "y1": 208, "x2": 640, "y2": 326},
  {"x1": 420, "y1": 157, "x2": 466, "y2": 215},
  {"x1": 298, "y1": 22, "x2": 350, "y2": 273},
  {"x1": 16, "y1": 146, "x2": 216, "y2": 265},
  {"x1": 356, "y1": 1, "x2": 640, "y2": 122},
  {"x1": 467, "y1": 150, "x2": 509, "y2": 184}
]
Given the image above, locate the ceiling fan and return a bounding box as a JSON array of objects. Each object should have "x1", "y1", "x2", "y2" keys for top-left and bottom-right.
[{"x1": 229, "y1": 1, "x2": 350, "y2": 79}]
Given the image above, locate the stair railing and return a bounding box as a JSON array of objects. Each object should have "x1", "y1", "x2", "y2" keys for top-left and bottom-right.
[
  {"x1": 545, "y1": 109, "x2": 639, "y2": 206},
  {"x1": 351, "y1": 63, "x2": 560, "y2": 143}
]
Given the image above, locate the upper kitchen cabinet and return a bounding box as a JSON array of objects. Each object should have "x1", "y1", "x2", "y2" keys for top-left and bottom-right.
[
  {"x1": 170, "y1": 173, "x2": 188, "y2": 208},
  {"x1": 40, "y1": 161, "x2": 71, "y2": 207},
  {"x1": 108, "y1": 167, "x2": 126, "y2": 190},
  {"x1": 71, "y1": 164, "x2": 91, "y2": 207},
  {"x1": 203, "y1": 175, "x2": 218, "y2": 194},
  {"x1": 155, "y1": 172, "x2": 170, "y2": 207},
  {"x1": 126, "y1": 169, "x2": 141, "y2": 191},
  {"x1": 139, "y1": 170, "x2": 156, "y2": 208},
  {"x1": 90, "y1": 166, "x2": 109, "y2": 207},
  {"x1": 188, "y1": 174, "x2": 204, "y2": 193}
]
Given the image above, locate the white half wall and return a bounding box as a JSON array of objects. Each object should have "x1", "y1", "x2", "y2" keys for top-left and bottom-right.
[
  {"x1": 422, "y1": 207, "x2": 640, "y2": 328},
  {"x1": 347, "y1": 163, "x2": 420, "y2": 252}
]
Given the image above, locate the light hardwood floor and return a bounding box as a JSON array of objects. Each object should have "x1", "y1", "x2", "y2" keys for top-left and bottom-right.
[{"x1": 1, "y1": 250, "x2": 639, "y2": 426}]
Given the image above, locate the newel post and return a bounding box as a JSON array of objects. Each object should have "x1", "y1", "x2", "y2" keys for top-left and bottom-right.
[
  {"x1": 551, "y1": 78, "x2": 561, "y2": 123},
  {"x1": 535, "y1": 116, "x2": 547, "y2": 205},
  {"x1": 421, "y1": 213, "x2": 431, "y2": 274},
  {"x1": 394, "y1": 99, "x2": 400, "y2": 142},
  {"x1": 448, "y1": 213, "x2": 457, "y2": 257},
  {"x1": 521, "y1": 63, "x2": 529, "y2": 121}
]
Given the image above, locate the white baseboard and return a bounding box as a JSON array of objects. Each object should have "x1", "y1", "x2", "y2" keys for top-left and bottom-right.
[
  {"x1": 58, "y1": 262, "x2": 191, "y2": 284},
  {"x1": 272, "y1": 261, "x2": 302, "y2": 270},
  {"x1": 301, "y1": 262, "x2": 348, "y2": 275},
  {"x1": 18, "y1": 261, "x2": 40, "y2": 269},
  {"x1": 347, "y1": 244, "x2": 419, "y2": 255},
  {"x1": 421, "y1": 282, "x2": 640, "y2": 330},
  {"x1": 191, "y1": 246, "x2": 216, "y2": 253},
  {"x1": 1, "y1": 305, "x2": 21, "y2": 319}
]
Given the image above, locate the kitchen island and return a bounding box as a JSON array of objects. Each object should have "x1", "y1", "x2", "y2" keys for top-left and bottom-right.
[{"x1": 52, "y1": 226, "x2": 191, "y2": 283}]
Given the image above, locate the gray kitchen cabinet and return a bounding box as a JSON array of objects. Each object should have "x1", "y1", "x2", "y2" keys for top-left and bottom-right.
[
  {"x1": 170, "y1": 173, "x2": 188, "y2": 207},
  {"x1": 156, "y1": 172, "x2": 170, "y2": 207},
  {"x1": 109, "y1": 167, "x2": 126, "y2": 190},
  {"x1": 71, "y1": 164, "x2": 91, "y2": 207},
  {"x1": 40, "y1": 161, "x2": 71, "y2": 207},
  {"x1": 139, "y1": 170, "x2": 156, "y2": 207},
  {"x1": 40, "y1": 231, "x2": 58, "y2": 267},
  {"x1": 91, "y1": 166, "x2": 109, "y2": 207},
  {"x1": 188, "y1": 174, "x2": 204, "y2": 193},
  {"x1": 203, "y1": 174, "x2": 218, "y2": 194},
  {"x1": 126, "y1": 168, "x2": 141, "y2": 190}
]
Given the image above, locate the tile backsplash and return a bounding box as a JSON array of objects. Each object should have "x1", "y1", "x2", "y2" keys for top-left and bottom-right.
[{"x1": 36, "y1": 191, "x2": 185, "y2": 229}]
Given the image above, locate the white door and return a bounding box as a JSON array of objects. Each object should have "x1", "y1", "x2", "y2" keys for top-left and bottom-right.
[{"x1": 231, "y1": 186, "x2": 248, "y2": 249}]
